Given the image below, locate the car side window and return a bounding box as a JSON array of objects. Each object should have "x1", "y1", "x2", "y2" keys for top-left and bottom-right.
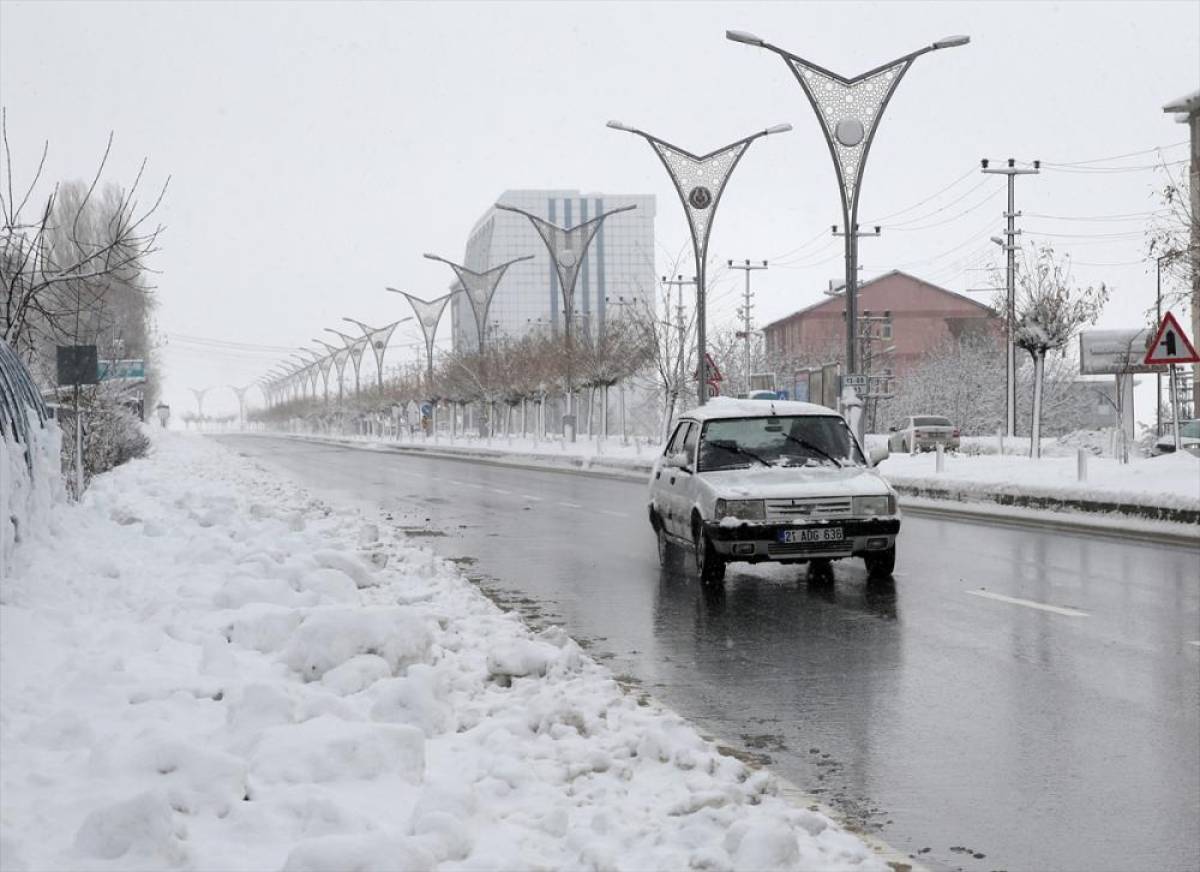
[
  {"x1": 664, "y1": 422, "x2": 687, "y2": 456},
  {"x1": 680, "y1": 422, "x2": 699, "y2": 467}
]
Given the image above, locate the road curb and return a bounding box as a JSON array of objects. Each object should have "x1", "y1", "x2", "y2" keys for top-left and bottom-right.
[{"x1": 246, "y1": 433, "x2": 1199, "y2": 544}]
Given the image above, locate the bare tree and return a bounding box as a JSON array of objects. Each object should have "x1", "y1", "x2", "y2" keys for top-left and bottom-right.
[{"x1": 2, "y1": 113, "x2": 169, "y2": 349}]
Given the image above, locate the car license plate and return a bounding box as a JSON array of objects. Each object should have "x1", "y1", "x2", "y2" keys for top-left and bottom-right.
[{"x1": 779, "y1": 527, "x2": 844, "y2": 544}]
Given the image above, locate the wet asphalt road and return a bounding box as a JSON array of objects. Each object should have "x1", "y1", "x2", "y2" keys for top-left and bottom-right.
[{"x1": 219, "y1": 435, "x2": 1200, "y2": 872}]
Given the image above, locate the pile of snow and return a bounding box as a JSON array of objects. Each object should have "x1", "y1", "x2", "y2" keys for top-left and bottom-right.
[
  {"x1": 0, "y1": 432, "x2": 885, "y2": 871},
  {"x1": 1, "y1": 414, "x2": 63, "y2": 578},
  {"x1": 878, "y1": 448, "x2": 1200, "y2": 512}
]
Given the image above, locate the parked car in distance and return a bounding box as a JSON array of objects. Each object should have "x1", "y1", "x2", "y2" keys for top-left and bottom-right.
[
  {"x1": 745, "y1": 389, "x2": 780, "y2": 400},
  {"x1": 648, "y1": 397, "x2": 899, "y2": 587},
  {"x1": 1151, "y1": 418, "x2": 1200, "y2": 457},
  {"x1": 887, "y1": 415, "x2": 960, "y2": 453}
]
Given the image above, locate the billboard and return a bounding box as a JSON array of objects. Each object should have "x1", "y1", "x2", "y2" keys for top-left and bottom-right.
[{"x1": 1079, "y1": 329, "x2": 1155, "y2": 375}]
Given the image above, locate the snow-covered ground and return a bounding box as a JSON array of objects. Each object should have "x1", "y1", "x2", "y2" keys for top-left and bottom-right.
[
  {"x1": 876, "y1": 449, "x2": 1200, "y2": 512},
  {"x1": 0, "y1": 432, "x2": 886, "y2": 872}
]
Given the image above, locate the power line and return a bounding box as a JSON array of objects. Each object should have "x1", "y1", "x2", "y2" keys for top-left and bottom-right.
[
  {"x1": 1024, "y1": 209, "x2": 1168, "y2": 223},
  {"x1": 863, "y1": 166, "x2": 979, "y2": 224},
  {"x1": 884, "y1": 187, "x2": 1003, "y2": 233},
  {"x1": 1038, "y1": 140, "x2": 1187, "y2": 167}
]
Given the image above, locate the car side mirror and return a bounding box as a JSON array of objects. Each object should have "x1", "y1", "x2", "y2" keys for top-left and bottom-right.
[{"x1": 868, "y1": 445, "x2": 889, "y2": 466}]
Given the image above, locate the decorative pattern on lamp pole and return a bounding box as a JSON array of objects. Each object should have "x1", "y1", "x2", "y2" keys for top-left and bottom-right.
[
  {"x1": 726, "y1": 30, "x2": 969, "y2": 425},
  {"x1": 493, "y1": 203, "x2": 636, "y2": 440},
  {"x1": 342, "y1": 318, "x2": 410, "y2": 398},
  {"x1": 607, "y1": 122, "x2": 789, "y2": 405}
]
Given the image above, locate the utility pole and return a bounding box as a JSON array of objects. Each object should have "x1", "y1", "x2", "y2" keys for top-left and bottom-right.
[
  {"x1": 729, "y1": 259, "x2": 768, "y2": 395},
  {"x1": 663, "y1": 274, "x2": 696, "y2": 402},
  {"x1": 982, "y1": 157, "x2": 1040, "y2": 438},
  {"x1": 831, "y1": 225, "x2": 880, "y2": 380}
]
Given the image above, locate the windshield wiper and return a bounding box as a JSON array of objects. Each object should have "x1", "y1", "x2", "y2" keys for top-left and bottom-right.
[
  {"x1": 704, "y1": 440, "x2": 772, "y2": 468},
  {"x1": 777, "y1": 431, "x2": 848, "y2": 468}
]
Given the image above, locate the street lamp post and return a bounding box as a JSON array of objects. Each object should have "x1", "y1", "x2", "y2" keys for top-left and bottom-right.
[
  {"x1": 422, "y1": 253, "x2": 532, "y2": 437},
  {"x1": 386, "y1": 287, "x2": 456, "y2": 440},
  {"x1": 727, "y1": 29, "x2": 969, "y2": 432},
  {"x1": 314, "y1": 339, "x2": 348, "y2": 407},
  {"x1": 228, "y1": 384, "x2": 251, "y2": 428},
  {"x1": 326, "y1": 328, "x2": 368, "y2": 395},
  {"x1": 342, "y1": 317, "x2": 410, "y2": 397},
  {"x1": 607, "y1": 121, "x2": 790, "y2": 405},
  {"x1": 494, "y1": 203, "x2": 636, "y2": 441}
]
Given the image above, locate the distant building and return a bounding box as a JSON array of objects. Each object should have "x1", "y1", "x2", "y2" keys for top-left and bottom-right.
[
  {"x1": 762, "y1": 270, "x2": 1001, "y2": 377},
  {"x1": 450, "y1": 189, "x2": 656, "y2": 352}
]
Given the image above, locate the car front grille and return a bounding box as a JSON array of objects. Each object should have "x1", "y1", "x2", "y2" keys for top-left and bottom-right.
[
  {"x1": 765, "y1": 497, "x2": 852, "y2": 521},
  {"x1": 767, "y1": 540, "x2": 854, "y2": 557}
]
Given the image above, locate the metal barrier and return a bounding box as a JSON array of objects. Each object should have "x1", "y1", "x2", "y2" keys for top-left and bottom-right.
[{"x1": 0, "y1": 339, "x2": 49, "y2": 470}]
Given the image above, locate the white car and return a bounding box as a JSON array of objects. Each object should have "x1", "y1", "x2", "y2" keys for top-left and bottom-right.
[
  {"x1": 887, "y1": 415, "x2": 960, "y2": 453},
  {"x1": 648, "y1": 397, "x2": 900, "y2": 586},
  {"x1": 1151, "y1": 419, "x2": 1200, "y2": 457}
]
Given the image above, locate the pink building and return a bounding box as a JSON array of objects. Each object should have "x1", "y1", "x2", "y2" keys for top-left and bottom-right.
[{"x1": 763, "y1": 270, "x2": 1000, "y2": 376}]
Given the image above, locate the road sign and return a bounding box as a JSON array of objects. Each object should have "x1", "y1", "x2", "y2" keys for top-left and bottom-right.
[
  {"x1": 1144, "y1": 312, "x2": 1200, "y2": 366},
  {"x1": 1079, "y1": 329, "x2": 1156, "y2": 375},
  {"x1": 98, "y1": 358, "x2": 145, "y2": 381},
  {"x1": 842, "y1": 374, "x2": 868, "y2": 389},
  {"x1": 693, "y1": 353, "x2": 723, "y2": 383},
  {"x1": 56, "y1": 346, "x2": 98, "y2": 386}
]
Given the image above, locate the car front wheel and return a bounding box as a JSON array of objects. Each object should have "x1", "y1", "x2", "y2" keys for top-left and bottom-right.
[
  {"x1": 694, "y1": 527, "x2": 726, "y2": 587},
  {"x1": 864, "y1": 546, "x2": 896, "y2": 578}
]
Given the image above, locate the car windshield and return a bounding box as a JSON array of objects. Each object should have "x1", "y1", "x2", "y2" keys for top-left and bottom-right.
[
  {"x1": 698, "y1": 415, "x2": 865, "y2": 471},
  {"x1": 913, "y1": 416, "x2": 952, "y2": 427}
]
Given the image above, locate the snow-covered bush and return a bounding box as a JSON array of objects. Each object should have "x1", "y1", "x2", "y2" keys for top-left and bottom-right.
[{"x1": 1, "y1": 414, "x2": 63, "y2": 576}]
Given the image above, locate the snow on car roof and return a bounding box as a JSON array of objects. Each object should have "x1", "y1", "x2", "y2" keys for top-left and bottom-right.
[{"x1": 678, "y1": 396, "x2": 842, "y2": 423}]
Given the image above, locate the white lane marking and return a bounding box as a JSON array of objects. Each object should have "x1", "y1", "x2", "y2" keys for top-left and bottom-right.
[
  {"x1": 490, "y1": 488, "x2": 512, "y2": 495},
  {"x1": 965, "y1": 589, "x2": 1089, "y2": 618},
  {"x1": 558, "y1": 502, "x2": 583, "y2": 509},
  {"x1": 599, "y1": 509, "x2": 630, "y2": 518},
  {"x1": 522, "y1": 495, "x2": 543, "y2": 502},
  {"x1": 1188, "y1": 641, "x2": 1200, "y2": 648}
]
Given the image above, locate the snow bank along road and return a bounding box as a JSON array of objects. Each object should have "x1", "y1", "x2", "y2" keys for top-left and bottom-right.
[
  {"x1": 222, "y1": 434, "x2": 1200, "y2": 872},
  {"x1": 0, "y1": 433, "x2": 888, "y2": 872}
]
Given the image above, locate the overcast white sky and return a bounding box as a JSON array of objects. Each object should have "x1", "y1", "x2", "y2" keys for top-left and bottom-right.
[{"x1": 2, "y1": 1, "x2": 1196, "y2": 417}]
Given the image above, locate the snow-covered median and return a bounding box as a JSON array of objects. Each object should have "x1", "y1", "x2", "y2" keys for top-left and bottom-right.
[{"x1": 0, "y1": 433, "x2": 884, "y2": 872}]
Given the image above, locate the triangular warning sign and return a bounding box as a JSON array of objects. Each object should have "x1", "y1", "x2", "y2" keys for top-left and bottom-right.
[
  {"x1": 1143, "y1": 312, "x2": 1200, "y2": 366},
  {"x1": 692, "y1": 353, "x2": 724, "y2": 382}
]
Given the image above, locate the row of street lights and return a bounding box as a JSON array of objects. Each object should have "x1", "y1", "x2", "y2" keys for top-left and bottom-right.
[{"x1": 254, "y1": 29, "x2": 969, "y2": 440}]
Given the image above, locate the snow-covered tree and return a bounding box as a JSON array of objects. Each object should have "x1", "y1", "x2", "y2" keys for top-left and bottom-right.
[{"x1": 1001, "y1": 246, "x2": 1108, "y2": 458}]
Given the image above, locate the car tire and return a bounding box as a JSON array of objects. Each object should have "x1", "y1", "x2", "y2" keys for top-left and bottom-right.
[
  {"x1": 694, "y1": 527, "x2": 725, "y2": 587},
  {"x1": 656, "y1": 524, "x2": 673, "y2": 567},
  {"x1": 865, "y1": 546, "x2": 896, "y2": 578}
]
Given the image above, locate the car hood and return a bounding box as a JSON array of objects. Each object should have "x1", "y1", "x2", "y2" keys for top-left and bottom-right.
[{"x1": 702, "y1": 465, "x2": 892, "y2": 499}]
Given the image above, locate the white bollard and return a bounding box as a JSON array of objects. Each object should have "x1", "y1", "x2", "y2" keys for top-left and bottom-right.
[
  {"x1": 936, "y1": 442, "x2": 945, "y2": 473},
  {"x1": 997, "y1": 428, "x2": 1005, "y2": 456},
  {"x1": 1077, "y1": 448, "x2": 1088, "y2": 482}
]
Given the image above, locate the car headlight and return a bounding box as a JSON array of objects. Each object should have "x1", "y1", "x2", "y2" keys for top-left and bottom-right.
[
  {"x1": 714, "y1": 499, "x2": 766, "y2": 521},
  {"x1": 853, "y1": 495, "x2": 894, "y2": 516}
]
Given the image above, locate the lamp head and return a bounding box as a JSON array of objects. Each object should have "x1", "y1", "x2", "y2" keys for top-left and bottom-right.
[
  {"x1": 606, "y1": 120, "x2": 635, "y2": 132},
  {"x1": 932, "y1": 35, "x2": 970, "y2": 49},
  {"x1": 990, "y1": 236, "x2": 1005, "y2": 246},
  {"x1": 726, "y1": 29, "x2": 765, "y2": 46},
  {"x1": 764, "y1": 123, "x2": 793, "y2": 135}
]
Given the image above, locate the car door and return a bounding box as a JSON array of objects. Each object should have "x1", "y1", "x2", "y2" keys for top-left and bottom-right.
[
  {"x1": 675, "y1": 420, "x2": 702, "y2": 540},
  {"x1": 662, "y1": 421, "x2": 695, "y2": 538},
  {"x1": 654, "y1": 421, "x2": 689, "y2": 537}
]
